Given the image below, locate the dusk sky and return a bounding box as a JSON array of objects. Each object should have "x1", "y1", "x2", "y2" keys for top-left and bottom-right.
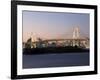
[{"x1": 23, "y1": 11, "x2": 89, "y2": 42}]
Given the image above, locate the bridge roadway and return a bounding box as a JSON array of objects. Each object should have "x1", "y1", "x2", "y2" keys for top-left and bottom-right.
[{"x1": 33, "y1": 38, "x2": 89, "y2": 43}]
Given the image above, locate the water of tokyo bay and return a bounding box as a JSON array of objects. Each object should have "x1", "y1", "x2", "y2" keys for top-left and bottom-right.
[{"x1": 23, "y1": 52, "x2": 89, "y2": 68}]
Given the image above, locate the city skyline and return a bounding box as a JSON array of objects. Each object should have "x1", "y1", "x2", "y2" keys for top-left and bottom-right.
[{"x1": 23, "y1": 11, "x2": 90, "y2": 42}]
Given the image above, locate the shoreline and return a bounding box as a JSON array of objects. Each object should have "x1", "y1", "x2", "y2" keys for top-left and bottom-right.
[{"x1": 23, "y1": 46, "x2": 89, "y2": 55}]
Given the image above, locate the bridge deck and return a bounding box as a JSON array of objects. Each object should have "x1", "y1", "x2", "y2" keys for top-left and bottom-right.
[{"x1": 33, "y1": 38, "x2": 89, "y2": 43}]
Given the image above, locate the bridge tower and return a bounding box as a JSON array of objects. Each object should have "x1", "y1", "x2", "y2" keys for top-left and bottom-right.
[
  {"x1": 72, "y1": 27, "x2": 80, "y2": 46},
  {"x1": 30, "y1": 32, "x2": 37, "y2": 48},
  {"x1": 73, "y1": 27, "x2": 80, "y2": 39}
]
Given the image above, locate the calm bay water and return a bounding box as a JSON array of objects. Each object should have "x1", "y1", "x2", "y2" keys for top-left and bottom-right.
[{"x1": 23, "y1": 52, "x2": 89, "y2": 69}]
